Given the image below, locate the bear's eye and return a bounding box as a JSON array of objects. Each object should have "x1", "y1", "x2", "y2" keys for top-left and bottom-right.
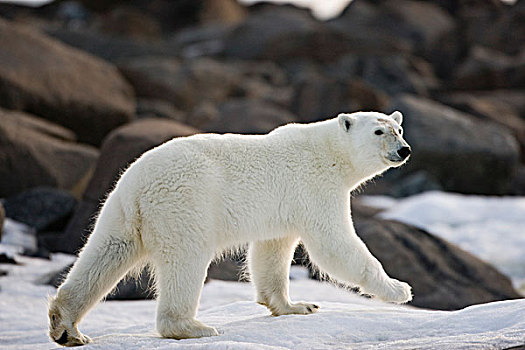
[
  {"x1": 398, "y1": 129, "x2": 403, "y2": 134},
  {"x1": 374, "y1": 130, "x2": 384, "y2": 135}
]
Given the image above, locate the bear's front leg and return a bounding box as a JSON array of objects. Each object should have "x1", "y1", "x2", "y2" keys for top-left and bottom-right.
[
  {"x1": 248, "y1": 236, "x2": 320, "y2": 316},
  {"x1": 301, "y1": 200, "x2": 412, "y2": 304}
]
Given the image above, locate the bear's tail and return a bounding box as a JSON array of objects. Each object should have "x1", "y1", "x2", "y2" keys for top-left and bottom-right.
[{"x1": 48, "y1": 193, "x2": 145, "y2": 346}]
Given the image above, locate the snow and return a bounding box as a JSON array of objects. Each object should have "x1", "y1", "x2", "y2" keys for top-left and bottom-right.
[
  {"x1": 1, "y1": 254, "x2": 524, "y2": 349},
  {"x1": 360, "y1": 191, "x2": 525, "y2": 294}
]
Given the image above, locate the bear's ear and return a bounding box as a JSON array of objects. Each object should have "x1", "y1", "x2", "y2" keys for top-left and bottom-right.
[
  {"x1": 338, "y1": 114, "x2": 357, "y2": 132},
  {"x1": 390, "y1": 111, "x2": 403, "y2": 125}
]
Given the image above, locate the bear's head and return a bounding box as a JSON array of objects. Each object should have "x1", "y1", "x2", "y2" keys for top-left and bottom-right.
[{"x1": 337, "y1": 111, "x2": 411, "y2": 174}]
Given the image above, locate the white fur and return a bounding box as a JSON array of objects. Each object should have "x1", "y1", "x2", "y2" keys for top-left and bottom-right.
[{"x1": 48, "y1": 111, "x2": 412, "y2": 346}]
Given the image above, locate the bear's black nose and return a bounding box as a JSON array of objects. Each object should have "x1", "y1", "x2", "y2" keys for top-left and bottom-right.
[{"x1": 397, "y1": 146, "x2": 411, "y2": 159}]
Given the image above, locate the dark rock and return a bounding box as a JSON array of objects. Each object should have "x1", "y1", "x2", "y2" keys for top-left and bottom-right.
[
  {"x1": 510, "y1": 165, "x2": 525, "y2": 196},
  {"x1": 377, "y1": 1, "x2": 461, "y2": 78},
  {"x1": 0, "y1": 253, "x2": 17, "y2": 265},
  {"x1": 46, "y1": 26, "x2": 179, "y2": 63},
  {"x1": 3, "y1": 187, "x2": 77, "y2": 232},
  {"x1": 362, "y1": 170, "x2": 443, "y2": 198},
  {"x1": 57, "y1": 119, "x2": 198, "y2": 254},
  {"x1": 118, "y1": 57, "x2": 244, "y2": 112},
  {"x1": 201, "y1": 99, "x2": 296, "y2": 134},
  {"x1": 93, "y1": 5, "x2": 162, "y2": 41},
  {"x1": 207, "y1": 258, "x2": 247, "y2": 282},
  {"x1": 438, "y1": 91, "x2": 525, "y2": 161},
  {"x1": 136, "y1": 99, "x2": 186, "y2": 122},
  {"x1": 0, "y1": 108, "x2": 99, "y2": 198},
  {"x1": 291, "y1": 67, "x2": 390, "y2": 123},
  {"x1": 0, "y1": 202, "x2": 4, "y2": 241},
  {"x1": 0, "y1": 18, "x2": 136, "y2": 146},
  {"x1": 168, "y1": 23, "x2": 232, "y2": 59},
  {"x1": 463, "y1": 0, "x2": 524, "y2": 56},
  {"x1": 325, "y1": 54, "x2": 440, "y2": 98},
  {"x1": 225, "y1": 4, "x2": 407, "y2": 63},
  {"x1": 389, "y1": 94, "x2": 520, "y2": 195},
  {"x1": 350, "y1": 201, "x2": 521, "y2": 310},
  {"x1": 452, "y1": 46, "x2": 525, "y2": 90}
]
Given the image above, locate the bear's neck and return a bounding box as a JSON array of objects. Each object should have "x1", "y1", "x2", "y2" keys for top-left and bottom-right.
[{"x1": 297, "y1": 119, "x2": 387, "y2": 191}]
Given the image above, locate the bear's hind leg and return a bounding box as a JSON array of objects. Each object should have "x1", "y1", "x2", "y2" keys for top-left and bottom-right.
[
  {"x1": 249, "y1": 236, "x2": 319, "y2": 316},
  {"x1": 152, "y1": 249, "x2": 218, "y2": 339}
]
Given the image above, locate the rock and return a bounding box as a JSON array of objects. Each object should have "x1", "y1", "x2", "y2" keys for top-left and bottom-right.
[
  {"x1": 0, "y1": 108, "x2": 99, "y2": 198},
  {"x1": 350, "y1": 201, "x2": 521, "y2": 310},
  {"x1": 118, "y1": 57, "x2": 244, "y2": 112},
  {"x1": 325, "y1": 54, "x2": 439, "y2": 98},
  {"x1": 199, "y1": 0, "x2": 247, "y2": 25},
  {"x1": 136, "y1": 99, "x2": 186, "y2": 122},
  {"x1": 389, "y1": 95, "x2": 520, "y2": 195},
  {"x1": 225, "y1": 4, "x2": 405, "y2": 62},
  {"x1": 438, "y1": 91, "x2": 525, "y2": 161},
  {"x1": 0, "y1": 202, "x2": 4, "y2": 241},
  {"x1": 201, "y1": 99, "x2": 296, "y2": 134},
  {"x1": 291, "y1": 67, "x2": 390, "y2": 123},
  {"x1": 168, "y1": 23, "x2": 232, "y2": 59},
  {"x1": 463, "y1": 0, "x2": 524, "y2": 56},
  {"x1": 452, "y1": 46, "x2": 525, "y2": 90},
  {"x1": 93, "y1": 6, "x2": 162, "y2": 41},
  {"x1": 0, "y1": 18, "x2": 135, "y2": 146},
  {"x1": 207, "y1": 258, "x2": 247, "y2": 282},
  {"x1": 0, "y1": 253, "x2": 17, "y2": 265},
  {"x1": 362, "y1": 170, "x2": 443, "y2": 198},
  {"x1": 378, "y1": 0, "x2": 460, "y2": 78},
  {"x1": 46, "y1": 26, "x2": 179, "y2": 63},
  {"x1": 120, "y1": 57, "x2": 293, "y2": 126},
  {"x1": 510, "y1": 165, "x2": 525, "y2": 196},
  {"x1": 2, "y1": 187, "x2": 77, "y2": 232},
  {"x1": 56, "y1": 119, "x2": 198, "y2": 254}
]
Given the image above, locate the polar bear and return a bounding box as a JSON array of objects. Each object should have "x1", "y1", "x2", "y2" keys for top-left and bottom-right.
[{"x1": 48, "y1": 111, "x2": 412, "y2": 346}]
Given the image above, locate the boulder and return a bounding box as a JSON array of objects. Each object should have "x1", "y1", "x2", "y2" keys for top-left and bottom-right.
[
  {"x1": 56, "y1": 119, "x2": 198, "y2": 254},
  {"x1": 3, "y1": 187, "x2": 77, "y2": 232},
  {"x1": 291, "y1": 67, "x2": 389, "y2": 123},
  {"x1": 452, "y1": 46, "x2": 525, "y2": 90},
  {"x1": 438, "y1": 91, "x2": 525, "y2": 161},
  {"x1": 0, "y1": 108, "x2": 99, "y2": 198},
  {"x1": 0, "y1": 202, "x2": 4, "y2": 241},
  {"x1": 201, "y1": 99, "x2": 296, "y2": 134},
  {"x1": 350, "y1": 201, "x2": 521, "y2": 310},
  {"x1": 47, "y1": 26, "x2": 179, "y2": 63},
  {"x1": 377, "y1": 0, "x2": 461, "y2": 78},
  {"x1": 0, "y1": 18, "x2": 135, "y2": 146},
  {"x1": 136, "y1": 99, "x2": 186, "y2": 122},
  {"x1": 325, "y1": 54, "x2": 439, "y2": 98},
  {"x1": 93, "y1": 6, "x2": 162, "y2": 41},
  {"x1": 463, "y1": 0, "x2": 524, "y2": 56},
  {"x1": 118, "y1": 57, "x2": 244, "y2": 112},
  {"x1": 388, "y1": 95, "x2": 520, "y2": 195},
  {"x1": 225, "y1": 4, "x2": 408, "y2": 62}
]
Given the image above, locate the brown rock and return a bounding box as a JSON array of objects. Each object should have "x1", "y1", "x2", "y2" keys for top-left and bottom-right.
[
  {"x1": 452, "y1": 46, "x2": 525, "y2": 90},
  {"x1": 119, "y1": 57, "x2": 243, "y2": 112},
  {"x1": 57, "y1": 118, "x2": 198, "y2": 254},
  {"x1": 351, "y1": 201, "x2": 521, "y2": 310},
  {"x1": 0, "y1": 108, "x2": 99, "y2": 198},
  {"x1": 0, "y1": 18, "x2": 136, "y2": 146},
  {"x1": 201, "y1": 99, "x2": 296, "y2": 134},
  {"x1": 94, "y1": 5, "x2": 162, "y2": 41},
  {"x1": 0, "y1": 202, "x2": 4, "y2": 241}
]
